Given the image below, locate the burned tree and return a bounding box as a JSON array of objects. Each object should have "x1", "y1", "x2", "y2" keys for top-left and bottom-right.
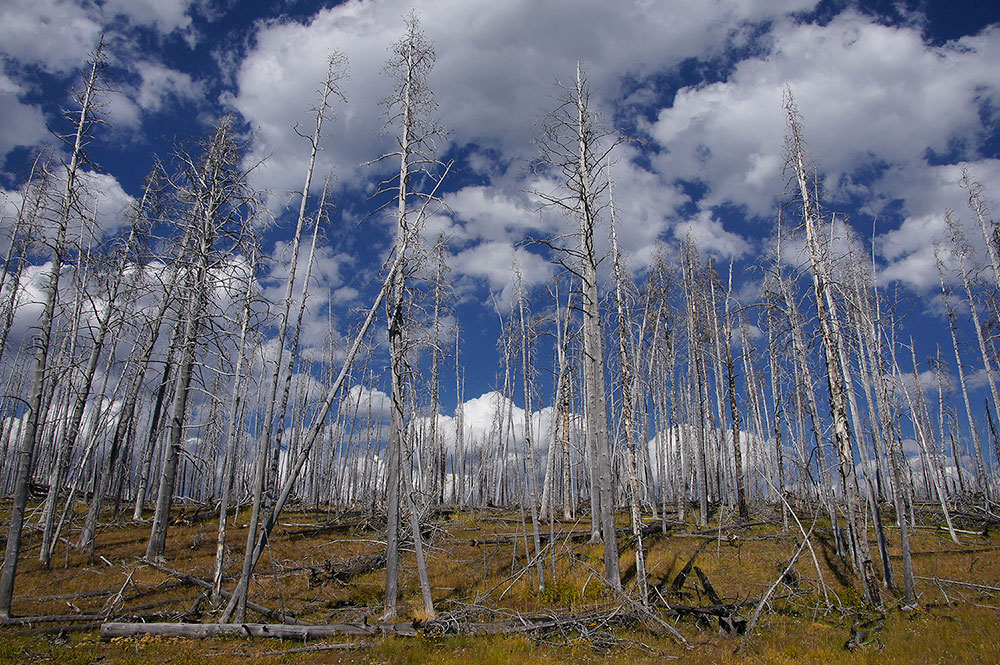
[
  {"x1": 145, "y1": 116, "x2": 261, "y2": 561},
  {"x1": 0, "y1": 38, "x2": 108, "y2": 617},
  {"x1": 534, "y1": 62, "x2": 621, "y2": 590},
  {"x1": 783, "y1": 91, "x2": 882, "y2": 610}
]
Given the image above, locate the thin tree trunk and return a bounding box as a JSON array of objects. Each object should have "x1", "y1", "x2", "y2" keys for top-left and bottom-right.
[{"x1": 0, "y1": 38, "x2": 105, "y2": 618}]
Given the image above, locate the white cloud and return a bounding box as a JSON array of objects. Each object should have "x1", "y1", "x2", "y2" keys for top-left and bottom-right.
[
  {"x1": 0, "y1": 0, "x2": 102, "y2": 74},
  {"x1": 103, "y1": 0, "x2": 194, "y2": 34},
  {"x1": 877, "y1": 160, "x2": 1000, "y2": 290},
  {"x1": 0, "y1": 0, "x2": 198, "y2": 159},
  {"x1": 646, "y1": 12, "x2": 1000, "y2": 288},
  {"x1": 346, "y1": 384, "x2": 390, "y2": 420},
  {"x1": 444, "y1": 185, "x2": 540, "y2": 246},
  {"x1": 258, "y1": 235, "x2": 353, "y2": 354},
  {"x1": 451, "y1": 241, "x2": 553, "y2": 307},
  {"x1": 135, "y1": 61, "x2": 204, "y2": 112},
  {"x1": 1, "y1": 169, "x2": 133, "y2": 247},
  {"x1": 77, "y1": 171, "x2": 135, "y2": 238},
  {"x1": 230, "y1": 0, "x2": 820, "y2": 207},
  {"x1": 0, "y1": 90, "x2": 47, "y2": 160},
  {"x1": 673, "y1": 209, "x2": 751, "y2": 258}
]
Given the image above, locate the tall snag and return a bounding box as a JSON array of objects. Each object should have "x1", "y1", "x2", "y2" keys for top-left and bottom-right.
[
  {"x1": 146, "y1": 116, "x2": 259, "y2": 561},
  {"x1": 0, "y1": 37, "x2": 107, "y2": 618},
  {"x1": 373, "y1": 12, "x2": 446, "y2": 619},
  {"x1": 534, "y1": 62, "x2": 621, "y2": 590},
  {"x1": 783, "y1": 91, "x2": 882, "y2": 609},
  {"x1": 230, "y1": 53, "x2": 347, "y2": 622}
]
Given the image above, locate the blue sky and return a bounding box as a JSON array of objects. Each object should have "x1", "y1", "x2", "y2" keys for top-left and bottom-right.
[{"x1": 2, "y1": 0, "x2": 1000, "y2": 424}]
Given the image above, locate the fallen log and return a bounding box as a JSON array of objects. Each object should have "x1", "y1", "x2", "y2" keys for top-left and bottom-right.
[
  {"x1": 281, "y1": 520, "x2": 369, "y2": 538},
  {"x1": 689, "y1": 521, "x2": 769, "y2": 536},
  {"x1": 889, "y1": 545, "x2": 1000, "y2": 558},
  {"x1": 669, "y1": 539, "x2": 711, "y2": 593},
  {"x1": 100, "y1": 621, "x2": 418, "y2": 640},
  {"x1": 1, "y1": 614, "x2": 103, "y2": 625},
  {"x1": 2, "y1": 612, "x2": 182, "y2": 636},
  {"x1": 470, "y1": 523, "x2": 679, "y2": 547},
  {"x1": 694, "y1": 566, "x2": 722, "y2": 605},
  {"x1": 663, "y1": 602, "x2": 744, "y2": 617},
  {"x1": 142, "y1": 559, "x2": 307, "y2": 625},
  {"x1": 914, "y1": 576, "x2": 1000, "y2": 593},
  {"x1": 470, "y1": 530, "x2": 592, "y2": 546},
  {"x1": 255, "y1": 641, "x2": 375, "y2": 656},
  {"x1": 308, "y1": 553, "x2": 386, "y2": 587},
  {"x1": 22, "y1": 588, "x2": 117, "y2": 602},
  {"x1": 7, "y1": 622, "x2": 103, "y2": 636}
]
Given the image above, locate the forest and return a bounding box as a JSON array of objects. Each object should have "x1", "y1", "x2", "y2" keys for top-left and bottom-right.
[{"x1": 1, "y1": 11, "x2": 999, "y2": 664}]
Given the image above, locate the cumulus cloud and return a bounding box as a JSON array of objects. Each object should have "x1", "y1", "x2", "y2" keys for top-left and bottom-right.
[
  {"x1": 0, "y1": 0, "x2": 198, "y2": 162},
  {"x1": 451, "y1": 241, "x2": 553, "y2": 307},
  {"x1": 77, "y1": 171, "x2": 135, "y2": 238},
  {"x1": 0, "y1": 169, "x2": 134, "y2": 247},
  {"x1": 877, "y1": 159, "x2": 1000, "y2": 289},
  {"x1": 0, "y1": 90, "x2": 47, "y2": 160},
  {"x1": 0, "y1": 0, "x2": 103, "y2": 74},
  {"x1": 673, "y1": 209, "x2": 751, "y2": 258},
  {"x1": 135, "y1": 61, "x2": 204, "y2": 112},
  {"x1": 229, "y1": 0, "x2": 820, "y2": 207},
  {"x1": 645, "y1": 13, "x2": 1000, "y2": 288},
  {"x1": 103, "y1": 0, "x2": 194, "y2": 35},
  {"x1": 650, "y1": 14, "x2": 1000, "y2": 213}
]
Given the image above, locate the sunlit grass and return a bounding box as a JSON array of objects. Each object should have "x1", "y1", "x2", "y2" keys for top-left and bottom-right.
[{"x1": 1, "y1": 499, "x2": 998, "y2": 664}]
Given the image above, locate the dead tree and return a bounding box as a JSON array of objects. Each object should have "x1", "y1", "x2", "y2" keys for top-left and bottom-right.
[
  {"x1": 74, "y1": 171, "x2": 168, "y2": 557},
  {"x1": 534, "y1": 62, "x2": 622, "y2": 590},
  {"x1": 783, "y1": 91, "x2": 882, "y2": 610},
  {"x1": 515, "y1": 270, "x2": 545, "y2": 592},
  {"x1": 211, "y1": 245, "x2": 261, "y2": 605},
  {"x1": 935, "y1": 247, "x2": 991, "y2": 500},
  {"x1": 609, "y1": 198, "x2": 648, "y2": 604},
  {"x1": 0, "y1": 38, "x2": 107, "y2": 618},
  {"x1": 146, "y1": 116, "x2": 260, "y2": 561},
  {"x1": 946, "y1": 211, "x2": 1000, "y2": 495},
  {"x1": 680, "y1": 238, "x2": 711, "y2": 527},
  {"x1": 721, "y1": 265, "x2": 748, "y2": 522},
  {"x1": 235, "y1": 55, "x2": 347, "y2": 620}
]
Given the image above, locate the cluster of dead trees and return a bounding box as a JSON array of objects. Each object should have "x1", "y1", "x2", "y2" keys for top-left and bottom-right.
[{"x1": 1, "y1": 15, "x2": 999, "y2": 625}]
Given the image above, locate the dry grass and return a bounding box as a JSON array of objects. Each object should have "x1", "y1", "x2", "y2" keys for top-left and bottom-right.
[{"x1": 1, "y1": 500, "x2": 998, "y2": 663}]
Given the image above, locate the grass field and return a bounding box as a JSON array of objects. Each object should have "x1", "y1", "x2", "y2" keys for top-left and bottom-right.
[{"x1": 1, "y1": 501, "x2": 997, "y2": 664}]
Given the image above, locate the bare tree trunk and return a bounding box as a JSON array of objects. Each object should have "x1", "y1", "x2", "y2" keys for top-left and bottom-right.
[
  {"x1": 936, "y1": 249, "x2": 991, "y2": 500},
  {"x1": 784, "y1": 92, "x2": 882, "y2": 609},
  {"x1": 211, "y1": 248, "x2": 259, "y2": 605},
  {"x1": 721, "y1": 264, "x2": 748, "y2": 521},
  {"x1": 402, "y1": 423, "x2": 435, "y2": 618},
  {"x1": 893, "y1": 340, "x2": 958, "y2": 544},
  {"x1": 218, "y1": 220, "x2": 417, "y2": 624},
  {"x1": 147, "y1": 116, "x2": 244, "y2": 561},
  {"x1": 77, "y1": 178, "x2": 172, "y2": 553},
  {"x1": 235, "y1": 59, "x2": 345, "y2": 621},
  {"x1": 516, "y1": 275, "x2": 545, "y2": 592},
  {"x1": 610, "y1": 207, "x2": 648, "y2": 604},
  {"x1": 947, "y1": 212, "x2": 1000, "y2": 499},
  {"x1": 681, "y1": 241, "x2": 710, "y2": 527},
  {"x1": 0, "y1": 38, "x2": 105, "y2": 618},
  {"x1": 132, "y1": 326, "x2": 180, "y2": 519}
]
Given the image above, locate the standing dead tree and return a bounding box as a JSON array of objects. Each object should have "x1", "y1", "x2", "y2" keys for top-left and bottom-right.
[
  {"x1": 364, "y1": 12, "x2": 447, "y2": 620},
  {"x1": 609, "y1": 194, "x2": 648, "y2": 604},
  {"x1": 230, "y1": 52, "x2": 347, "y2": 622},
  {"x1": 533, "y1": 62, "x2": 622, "y2": 591},
  {"x1": 783, "y1": 91, "x2": 882, "y2": 610},
  {"x1": 145, "y1": 116, "x2": 261, "y2": 561},
  {"x1": 0, "y1": 37, "x2": 107, "y2": 618},
  {"x1": 73, "y1": 171, "x2": 163, "y2": 558}
]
